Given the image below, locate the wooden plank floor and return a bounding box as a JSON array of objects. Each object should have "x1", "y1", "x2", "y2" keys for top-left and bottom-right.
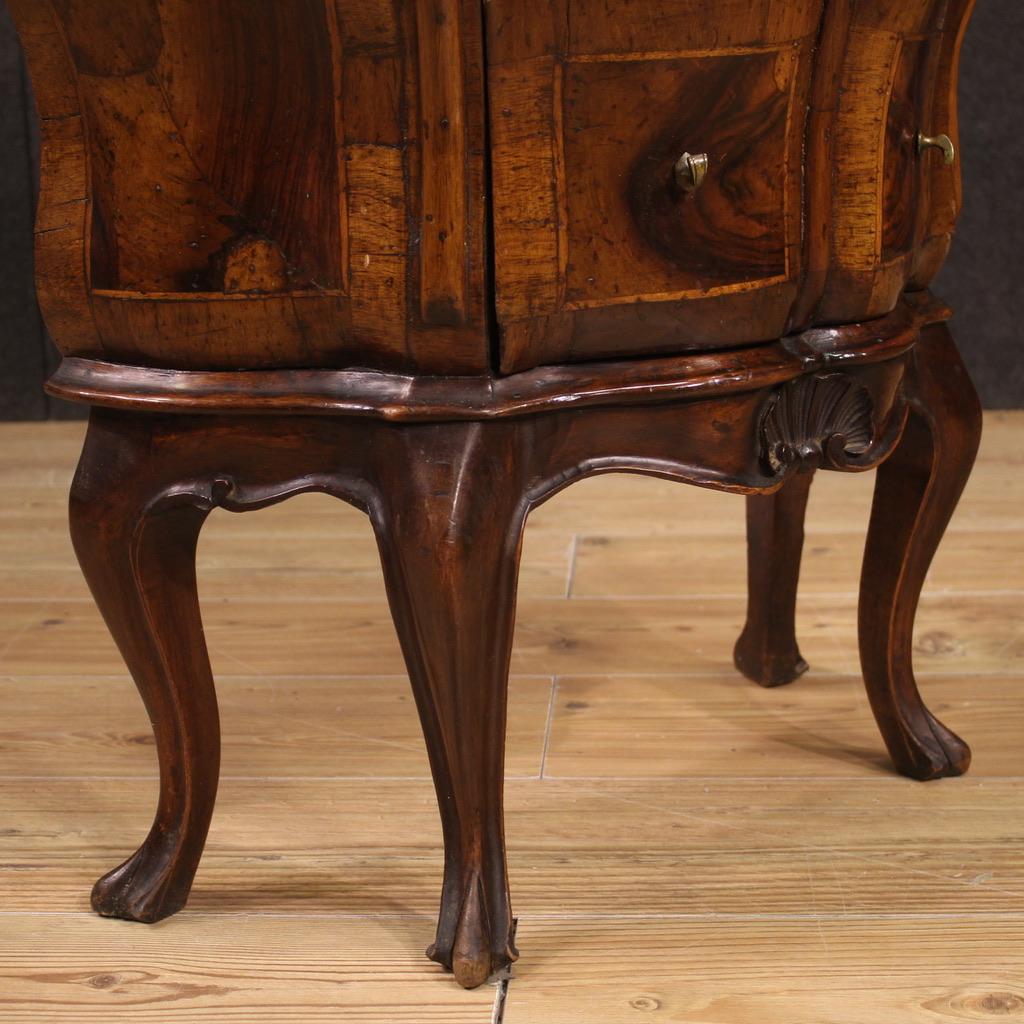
[{"x1": 0, "y1": 414, "x2": 1022, "y2": 1022}]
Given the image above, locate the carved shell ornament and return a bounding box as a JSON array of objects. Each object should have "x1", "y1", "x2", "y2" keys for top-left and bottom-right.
[{"x1": 760, "y1": 374, "x2": 875, "y2": 474}]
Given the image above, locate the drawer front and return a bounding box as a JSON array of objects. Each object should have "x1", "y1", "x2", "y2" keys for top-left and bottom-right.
[{"x1": 487, "y1": 1, "x2": 821, "y2": 372}]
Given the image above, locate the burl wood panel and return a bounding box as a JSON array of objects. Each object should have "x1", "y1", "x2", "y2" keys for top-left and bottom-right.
[
  {"x1": 488, "y1": 0, "x2": 976, "y2": 372},
  {"x1": 9, "y1": 0, "x2": 491, "y2": 374},
  {"x1": 486, "y1": 1, "x2": 818, "y2": 371},
  {"x1": 562, "y1": 51, "x2": 796, "y2": 301}
]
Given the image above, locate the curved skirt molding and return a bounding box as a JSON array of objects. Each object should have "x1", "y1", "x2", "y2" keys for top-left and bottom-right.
[{"x1": 46, "y1": 294, "x2": 949, "y2": 422}]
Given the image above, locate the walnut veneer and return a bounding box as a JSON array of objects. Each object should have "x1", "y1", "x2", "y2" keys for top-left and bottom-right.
[{"x1": 11, "y1": 0, "x2": 982, "y2": 989}]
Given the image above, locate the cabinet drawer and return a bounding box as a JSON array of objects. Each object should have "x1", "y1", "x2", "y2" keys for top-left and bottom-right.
[{"x1": 487, "y1": 3, "x2": 818, "y2": 372}]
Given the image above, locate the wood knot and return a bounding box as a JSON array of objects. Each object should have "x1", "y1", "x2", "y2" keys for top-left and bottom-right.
[
  {"x1": 208, "y1": 235, "x2": 289, "y2": 294},
  {"x1": 629, "y1": 996, "x2": 661, "y2": 1011},
  {"x1": 934, "y1": 991, "x2": 1024, "y2": 1017},
  {"x1": 914, "y1": 630, "x2": 962, "y2": 657}
]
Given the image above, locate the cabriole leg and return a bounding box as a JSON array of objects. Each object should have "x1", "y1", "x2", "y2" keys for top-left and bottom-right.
[
  {"x1": 369, "y1": 422, "x2": 525, "y2": 988},
  {"x1": 734, "y1": 469, "x2": 814, "y2": 687},
  {"x1": 70, "y1": 411, "x2": 220, "y2": 921},
  {"x1": 859, "y1": 324, "x2": 981, "y2": 780}
]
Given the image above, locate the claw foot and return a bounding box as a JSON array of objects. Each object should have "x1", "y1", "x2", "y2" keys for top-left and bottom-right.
[
  {"x1": 895, "y1": 709, "x2": 971, "y2": 781},
  {"x1": 427, "y1": 875, "x2": 518, "y2": 989},
  {"x1": 90, "y1": 835, "x2": 191, "y2": 923}
]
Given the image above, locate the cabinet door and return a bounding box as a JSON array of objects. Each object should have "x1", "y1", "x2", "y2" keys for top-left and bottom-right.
[
  {"x1": 486, "y1": 0, "x2": 823, "y2": 372},
  {"x1": 814, "y1": 0, "x2": 975, "y2": 323},
  {"x1": 11, "y1": 0, "x2": 491, "y2": 373},
  {"x1": 909, "y1": 0, "x2": 977, "y2": 290}
]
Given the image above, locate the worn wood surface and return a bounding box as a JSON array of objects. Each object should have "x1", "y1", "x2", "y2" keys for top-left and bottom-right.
[
  {"x1": 0, "y1": 416, "x2": 1021, "y2": 1018},
  {"x1": 43, "y1": 295, "x2": 939, "y2": 419},
  {"x1": 7, "y1": 0, "x2": 491, "y2": 374}
]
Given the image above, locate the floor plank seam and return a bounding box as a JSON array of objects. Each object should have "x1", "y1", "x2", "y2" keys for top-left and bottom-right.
[
  {"x1": 509, "y1": 911, "x2": 1024, "y2": 921},
  {"x1": 490, "y1": 918, "x2": 518, "y2": 1024},
  {"x1": 0, "y1": 773, "x2": 545, "y2": 781},
  {"x1": 564, "y1": 535, "x2": 580, "y2": 598},
  {"x1": 538, "y1": 678, "x2": 559, "y2": 780},
  {"x1": 7, "y1": 587, "x2": 1024, "y2": 604},
  {"x1": 5, "y1": 669, "x2": 1016, "y2": 681},
  {"x1": 3, "y1": 773, "x2": 1023, "y2": 782},
  {"x1": 6, "y1": 911, "x2": 1024, "y2": 924}
]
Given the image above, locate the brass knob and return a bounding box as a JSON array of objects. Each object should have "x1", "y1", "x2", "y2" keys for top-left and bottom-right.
[
  {"x1": 917, "y1": 132, "x2": 956, "y2": 165},
  {"x1": 674, "y1": 151, "x2": 709, "y2": 194}
]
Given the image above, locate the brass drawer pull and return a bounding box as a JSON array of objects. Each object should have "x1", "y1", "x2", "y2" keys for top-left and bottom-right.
[
  {"x1": 674, "y1": 151, "x2": 709, "y2": 193},
  {"x1": 918, "y1": 132, "x2": 956, "y2": 165}
]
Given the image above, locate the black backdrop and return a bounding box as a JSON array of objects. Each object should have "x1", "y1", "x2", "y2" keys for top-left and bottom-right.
[{"x1": 1, "y1": 2, "x2": 1021, "y2": 418}]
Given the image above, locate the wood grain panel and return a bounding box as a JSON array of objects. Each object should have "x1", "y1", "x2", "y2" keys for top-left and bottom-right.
[
  {"x1": 156, "y1": 0, "x2": 343, "y2": 291},
  {"x1": 883, "y1": 40, "x2": 929, "y2": 258},
  {"x1": 78, "y1": 71, "x2": 243, "y2": 293},
  {"x1": 60, "y1": 1, "x2": 342, "y2": 294},
  {"x1": 830, "y1": 27, "x2": 903, "y2": 272},
  {"x1": 88, "y1": 291, "x2": 368, "y2": 371},
  {"x1": 403, "y1": 0, "x2": 490, "y2": 371},
  {"x1": 334, "y1": 0, "x2": 410, "y2": 362},
  {"x1": 487, "y1": 0, "x2": 977, "y2": 373},
  {"x1": 487, "y1": 57, "x2": 562, "y2": 318},
  {"x1": 347, "y1": 147, "x2": 407, "y2": 257},
  {"x1": 566, "y1": 0, "x2": 823, "y2": 53}
]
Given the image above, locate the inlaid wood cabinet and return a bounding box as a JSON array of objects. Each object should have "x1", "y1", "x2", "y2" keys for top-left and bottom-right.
[
  {"x1": 11, "y1": 0, "x2": 983, "y2": 991},
  {"x1": 16, "y1": 0, "x2": 972, "y2": 374}
]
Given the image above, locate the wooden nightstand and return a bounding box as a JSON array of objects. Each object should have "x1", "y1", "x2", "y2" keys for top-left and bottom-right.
[{"x1": 11, "y1": 0, "x2": 981, "y2": 988}]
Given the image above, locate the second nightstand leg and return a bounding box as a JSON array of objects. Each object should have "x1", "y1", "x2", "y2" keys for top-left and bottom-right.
[
  {"x1": 859, "y1": 323, "x2": 981, "y2": 780},
  {"x1": 734, "y1": 469, "x2": 814, "y2": 687},
  {"x1": 370, "y1": 422, "x2": 525, "y2": 989},
  {"x1": 69, "y1": 413, "x2": 220, "y2": 923}
]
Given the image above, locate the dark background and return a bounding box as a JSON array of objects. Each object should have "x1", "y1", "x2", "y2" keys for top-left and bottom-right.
[{"x1": 1, "y1": 2, "x2": 1021, "y2": 418}]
